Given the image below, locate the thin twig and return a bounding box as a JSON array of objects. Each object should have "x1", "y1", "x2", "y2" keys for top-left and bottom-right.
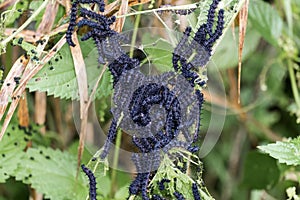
[{"x1": 69, "y1": 33, "x2": 89, "y2": 176}]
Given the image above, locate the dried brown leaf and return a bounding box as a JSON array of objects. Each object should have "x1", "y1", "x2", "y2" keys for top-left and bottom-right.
[
  {"x1": 0, "y1": 55, "x2": 28, "y2": 120},
  {"x1": 112, "y1": 0, "x2": 129, "y2": 32}
]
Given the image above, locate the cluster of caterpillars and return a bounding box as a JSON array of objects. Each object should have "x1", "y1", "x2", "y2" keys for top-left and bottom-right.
[{"x1": 67, "y1": 0, "x2": 224, "y2": 199}]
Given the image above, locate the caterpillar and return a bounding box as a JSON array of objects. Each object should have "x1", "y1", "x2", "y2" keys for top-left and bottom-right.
[
  {"x1": 192, "y1": 183, "x2": 201, "y2": 200},
  {"x1": 174, "y1": 191, "x2": 185, "y2": 200},
  {"x1": 158, "y1": 178, "x2": 170, "y2": 191},
  {"x1": 81, "y1": 164, "x2": 97, "y2": 200}
]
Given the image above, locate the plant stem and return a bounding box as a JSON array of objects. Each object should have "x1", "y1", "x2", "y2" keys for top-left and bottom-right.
[
  {"x1": 129, "y1": 4, "x2": 143, "y2": 58},
  {"x1": 288, "y1": 59, "x2": 300, "y2": 108},
  {"x1": 110, "y1": 128, "x2": 122, "y2": 197},
  {"x1": 0, "y1": 0, "x2": 49, "y2": 49}
]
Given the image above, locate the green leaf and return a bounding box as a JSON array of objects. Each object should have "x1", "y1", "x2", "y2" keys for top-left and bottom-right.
[
  {"x1": 242, "y1": 151, "x2": 280, "y2": 189},
  {"x1": 248, "y1": 0, "x2": 283, "y2": 46},
  {"x1": 258, "y1": 137, "x2": 300, "y2": 166},
  {"x1": 14, "y1": 147, "x2": 88, "y2": 200},
  {"x1": 209, "y1": 27, "x2": 261, "y2": 69},
  {"x1": 195, "y1": 0, "x2": 212, "y2": 29},
  {"x1": 97, "y1": 175, "x2": 111, "y2": 198},
  {"x1": 114, "y1": 185, "x2": 130, "y2": 200},
  {"x1": 149, "y1": 149, "x2": 213, "y2": 200},
  {"x1": 142, "y1": 33, "x2": 174, "y2": 72},
  {"x1": 5, "y1": 0, "x2": 29, "y2": 26},
  {"x1": 27, "y1": 38, "x2": 112, "y2": 100},
  {"x1": 0, "y1": 125, "x2": 29, "y2": 182}
]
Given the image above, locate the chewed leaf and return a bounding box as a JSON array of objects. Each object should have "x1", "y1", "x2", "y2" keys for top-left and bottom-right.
[
  {"x1": 149, "y1": 149, "x2": 213, "y2": 200},
  {"x1": 27, "y1": 38, "x2": 112, "y2": 100},
  {"x1": 258, "y1": 137, "x2": 300, "y2": 166},
  {"x1": 14, "y1": 147, "x2": 88, "y2": 200}
]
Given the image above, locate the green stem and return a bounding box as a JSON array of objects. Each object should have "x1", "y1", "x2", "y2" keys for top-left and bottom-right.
[
  {"x1": 0, "y1": 0, "x2": 49, "y2": 49},
  {"x1": 130, "y1": 4, "x2": 143, "y2": 58},
  {"x1": 288, "y1": 59, "x2": 300, "y2": 108},
  {"x1": 110, "y1": 128, "x2": 122, "y2": 198}
]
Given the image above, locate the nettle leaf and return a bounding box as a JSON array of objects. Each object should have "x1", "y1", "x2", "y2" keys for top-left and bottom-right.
[
  {"x1": 150, "y1": 156, "x2": 191, "y2": 199},
  {"x1": 27, "y1": 38, "x2": 112, "y2": 100},
  {"x1": 0, "y1": 125, "x2": 29, "y2": 182},
  {"x1": 193, "y1": 0, "x2": 239, "y2": 29},
  {"x1": 242, "y1": 151, "x2": 280, "y2": 189},
  {"x1": 142, "y1": 33, "x2": 174, "y2": 73},
  {"x1": 114, "y1": 185, "x2": 130, "y2": 200},
  {"x1": 258, "y1": 137, "x2": 300, "y2": 166},
  {"x1": 14, "y1": 147, "x2": 88, "y2": 200},
  {"x1": 194, "y1": 0, "x2": 212, "y2": 29},
  {"x1": 249, "y1": 0, "x2": 283, "y2": 46}
]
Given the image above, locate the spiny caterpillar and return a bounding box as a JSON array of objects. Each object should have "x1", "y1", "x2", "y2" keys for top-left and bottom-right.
[{"x1": 81, "y1": 164, "x2": 97, "y2": 200}]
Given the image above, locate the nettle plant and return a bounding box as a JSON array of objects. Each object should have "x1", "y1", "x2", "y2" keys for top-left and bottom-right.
[{"x1": 4, "y1": 0, "x2": 299, "y2": 200}]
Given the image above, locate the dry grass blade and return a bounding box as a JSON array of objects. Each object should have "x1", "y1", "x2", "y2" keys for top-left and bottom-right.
[
  {"x1": 238, "y1": 0, "x2": 249, "y2": 104},
  {"x1": 128, "y1": 0, "x2": 151, "y2": 6},
  {"x1": 37, "y1": 1, "x2": 59, "y2": 34},
  {"x1": 0, "y1": 0, "x2": 17, "y2": 11},
  {"x1": 57, "y1": 0, "x2": 68, "y2": 8},
  {"x1": 4, "y1": 29, "x2": 43, "y2": 43},
  {"x1": 112, "y1": 0, "x2": 129, "y2": 32},
  {"x1": 104, "y1": 0, "x2": 121, "y2": 16},
  {"x1": 0, "y1": 55, "x2": 28, "y2": 121},
  {"x1": 69, "y1": 33, "x2": 89, "y2": 175}
]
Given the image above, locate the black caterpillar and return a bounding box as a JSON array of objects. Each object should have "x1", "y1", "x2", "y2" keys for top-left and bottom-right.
[
  {"x1": 66, "y1": 0, "x2": 224, "y2": 199},
  {"x1": 81, "y1": 164, "x2": 97, "y2": 200}
]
